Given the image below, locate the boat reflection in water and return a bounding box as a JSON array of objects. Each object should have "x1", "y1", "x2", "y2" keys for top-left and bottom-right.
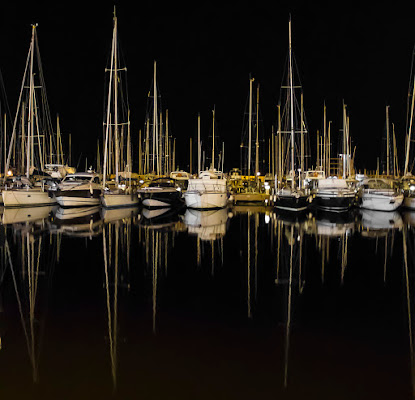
[
  {"x1": 359, "y1": 209, "x2": 403, "y2": 283},
  {"x1": 359, "y1": 209, "x2": 403, "y2": 236},
  {"x1": 100, "y1": 205, "x2": 139, "y2": 224},
  {"x1": 48, "y1": 206, "x2": 103, "y2": 238},
  {"x1": 3, "y1": 225, "x2": 58, "y2": 387},
  {"x1": 306, "y1": 210, "x2": 355, "y2": 284},
  {"x1": 272, "y1": 210, "x2": 308, "y2": 387},
  {"x1": 183, "y1": 208, "x2": 229, "y2": 274},
  {"x1": 2, "y1": 205, "x2": 55, "y2": 226},
  {"x1": 139, "y1": 207, "x2": 185, "y2": 231},
  {"x1": 1, "y1": 202, "x2": 415, "y2": 397},
  {"x1": 137, "y1": 206, "x2": 185, "y2": 335},
  {"x1": 183, "y1": 208, "x2": 229, "y2": 240}
]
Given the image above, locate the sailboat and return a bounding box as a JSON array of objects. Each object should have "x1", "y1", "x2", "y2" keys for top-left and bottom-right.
[
  {"x1": 403, "y1": 56, "x2": 415, "y2": 209},
  {"x1": 358, "y1": 177, "x2": 403, "y2": 211},
  {"x1": 137, "y1": 61, "x2": 182, "y2": 208},
  {"x1": 101, "y1": 10, "x2": 138, "y2": 208},
  {"x1": 184, "y1": 108, "x2": 229, "y2": 209},
  {"x1": 2, "y1": 25, "x2": 57, "y2": 207},
  {"x1": 233, "y1": 76, "x2": 269, "y2": 204},
  {"x1": 313, "y1": 103, "x2": 356, "y2": 212},
  {"x1": 273, "y1": 18, "x2": 311, "y2": 212}
]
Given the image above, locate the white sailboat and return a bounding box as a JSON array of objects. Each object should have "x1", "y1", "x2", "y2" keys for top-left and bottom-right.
[
  {"x1": 184, "y1": 108, "x2": 229, "y2": 209},
  {"x1": 274, "y1": 18, "x2": 311, "y2": 211},
  {"x1": 358, "y1": 177, "x2": 403, "y2": 211},
  {"x1": 2, "y1": 25, "x2": 56, "y2": 207},
  {"x1": 101, "y1": 10, "x2": 138, "y2": 208}
]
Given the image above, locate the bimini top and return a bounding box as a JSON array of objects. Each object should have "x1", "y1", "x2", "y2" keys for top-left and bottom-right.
[
  {"x1": 317, "y1": 177, "x2": 349, "y2": 189},
  {"x1": 198, "y1": 170, "x2": 223, "y2": 179},
  {"x1": 62, "y1": 172, "x2": 100, "y2": 183},
  {"x1": 362, "y1": 178, "x2": 393, "y2": 190}
]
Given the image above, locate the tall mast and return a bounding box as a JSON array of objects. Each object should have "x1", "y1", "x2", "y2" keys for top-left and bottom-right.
[
  {"x1": 328, "y1": 121, "x2": 331, "y2": 176},
  {"x1": 271, "y1": 125, "x2": 275, "y2": 177},
  {"x1": 4, "y1": 28, "x2": 33, "y2": 181},
  {"x1": 165, "y1": 109, "x2": 169, "y2": 175},
  {"x1": 393, "y1": 123, "x2": 398, "y2": 177},
  {"x1": 27, "y1": 25, "x2": 36, "y2": 179},
  {"x1": 153, "y1": 61, "x2": 159, "y2": 175},
  {"x1": 386, "y1": 105, "x2": 390, "y2": 176},
  {"x1": 145, "y1": 117, "x2": 150, "y2": 173},
  {"x1": 102, "y1": 12, "x2": 117, "y2": 187},
  {"x1": 197, "y1": 112, "x2": 201, "y2": 174},
  {"x1": 277, "y1": 104, "x2": 282, "y2": 185},
  {"x1": 248, "y1": 76, "x2": 254, "y2": 177},
  {"x1": 323, "y1": 102, "x2": 326, "y2": 173},
  {"x1": 342, "y1": 102, "x2": 347, "y2": 179},
  {"x1": 212, "y1": 106, "x2": 215, "y2": 170},
  {"x1": 300, "y1": 92, "x2": 304, "y2": 175},
  {"x1": 113, "y1": 13, "x2": 119, "y2": 182},
  {"x1": 288, "y1": 17, "x2": 295, "y2": 183},
  {"x1": 255, "y1": 83, "x2": 260, "y2": 178},
  {"x1": 316, "y1": 130, "x2": 320, "y2": 169},
  {"x1": 222, "y1": 142, "x2": 225, "y2": 173},
  {"x1": 3, "y1": 114, "x2": 6, "y2": 177},
  {"x1": 138, "y1": 129, "x2": 142, "y2": 175},
  {"x1": 189, "y1": 137, "x2": 192, "y2": 175},
  {"x1": 405, "y1": 78, "x2": 415, "y2": 176}
]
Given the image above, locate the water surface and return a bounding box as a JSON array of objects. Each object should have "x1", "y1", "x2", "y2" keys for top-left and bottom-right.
[{"x1": 0, "y1": 205, "x2": 413, "y2": 399}]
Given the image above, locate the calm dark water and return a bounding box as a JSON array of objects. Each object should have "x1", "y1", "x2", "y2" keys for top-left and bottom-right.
[{"x1": 0, "y1": 205, "x2": 413, "y2": 399}]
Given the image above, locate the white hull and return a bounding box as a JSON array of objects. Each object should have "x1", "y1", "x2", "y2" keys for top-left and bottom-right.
[
  {"x1": 56, "y1": 196, "x2": 101, "y2": 207},
  {"x1": 101, "y1": 192, "x2": 139, "y2": 208},
  {"x1": 142, "y1": 198, "x2": 171, "y2": 208},
  {"x1": 2, "y1": 189, "x2": 56, "y2": 207},
  {"x1": 184, "y1": 191, "x2": 228, "y2": 209},
  {"x1": 360, "y1": 193, "x2": 403, "y2": 211}
]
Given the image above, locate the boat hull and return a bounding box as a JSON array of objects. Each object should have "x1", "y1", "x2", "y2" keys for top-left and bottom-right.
[
  {"x1": 274, "y1": 194, "x2": 310, "y2": 211},
  {"x1": 2, "y1": 189, "x2": 56, "y2": 207},
  {"x1": 360, "y1": 193, "x2": 403, "y2": 211},
  {"x1": 139, "y1": 189, "x2": 182, "y2": 208},
  {"x1": 184, "y1": 191, "x2": 228, "y2": 210},
  {"x1": 404, "y1": 194, "x2": 415, "y2": 209},
  {"x1": 101, "y1": 192, "x2": 139, "y2": 208},
  {"x1": 233, "y1": 192, "x2": 270, "y2": 204},
  {"x1": 55, "y1": 188, "x2": 101, "y2": 207},
  {"x1": 313, "y1": 194, "x2": 355, "y2": 212}
]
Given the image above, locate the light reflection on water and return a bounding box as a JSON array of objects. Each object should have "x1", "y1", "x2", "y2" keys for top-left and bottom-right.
[{"x1": 0, "y1": 205, "x2": 413, "y2": 398}]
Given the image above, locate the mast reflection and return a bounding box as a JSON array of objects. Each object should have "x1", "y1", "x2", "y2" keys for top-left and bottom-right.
[
  {"x1": 101, "y1": 210, "x2": 135, "y2": 392},
  {"x1": 272, "y1": 211, "x2": 308, "y2": 388},
  {"x1": 4, "y1": 223, "x2": 57, "y2": 384},
  {"x1": 137, "y1": 207, "x2": 185, "y2": 334}
]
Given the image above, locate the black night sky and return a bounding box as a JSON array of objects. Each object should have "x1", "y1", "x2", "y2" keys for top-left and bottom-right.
[{"x1": 1, "y1": 3, "x2": 415, "y2": 173}]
